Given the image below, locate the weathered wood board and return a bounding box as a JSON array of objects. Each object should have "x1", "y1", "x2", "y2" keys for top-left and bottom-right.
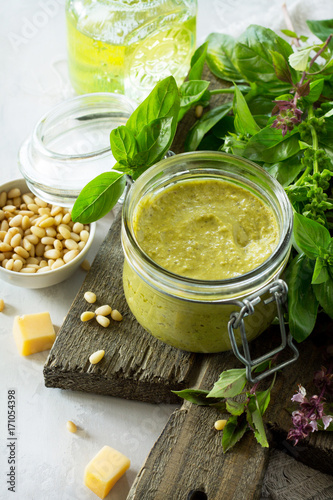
[{"x1": 127, "y1": 353, "x2": 269, "y2": 500}]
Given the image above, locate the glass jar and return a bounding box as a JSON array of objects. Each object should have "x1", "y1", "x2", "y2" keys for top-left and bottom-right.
[
  {"x1": 121, "y1": 151, "x2": 293, "y2": 353},
  {"x1": 65, "y1": 0, "x2": 197, "y2": 103},
  {"x1": 18, "y1": 92, "x2": 136, "y2": 207}
]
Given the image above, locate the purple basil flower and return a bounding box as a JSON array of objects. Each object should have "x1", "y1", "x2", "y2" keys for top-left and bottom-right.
[
  {"x1": 287, "y1": 385, "x2": 333, "y2": 445},
  {"x1": 271, "y1": 99, "x2": 303, "y2": 137}
]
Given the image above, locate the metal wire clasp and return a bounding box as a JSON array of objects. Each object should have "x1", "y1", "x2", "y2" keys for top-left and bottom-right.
[{"x1": 228, "y1": 279, "x2": 299, "y2": 384}]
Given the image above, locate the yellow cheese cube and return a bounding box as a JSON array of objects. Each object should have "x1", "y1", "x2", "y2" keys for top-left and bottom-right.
[
  {"x1": 13, "y1": 312, "x2": 56, "y2": 356},
  {"x1": 84, "y1": 446, "x2": 130, "y2": 499}
]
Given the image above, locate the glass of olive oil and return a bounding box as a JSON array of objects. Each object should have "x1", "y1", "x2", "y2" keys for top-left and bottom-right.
[{"x1": 66, "y1": 0, "x2": 197, "y2": 103}]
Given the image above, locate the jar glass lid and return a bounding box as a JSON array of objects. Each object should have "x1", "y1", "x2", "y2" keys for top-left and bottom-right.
[{"x1": 18, "y1": 93, "x2": 136, "y2": 207}]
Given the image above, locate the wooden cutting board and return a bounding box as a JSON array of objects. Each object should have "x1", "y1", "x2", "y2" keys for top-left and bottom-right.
[{"x1": 43, "y1": 66, "x2": 333, "y2": 496}]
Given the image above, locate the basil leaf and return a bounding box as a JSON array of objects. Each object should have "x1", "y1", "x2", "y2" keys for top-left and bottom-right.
[
  {"x1": 188, "y1": 42, "x2": 208, "y2": 81},
  {"x1": 178, "y1": 80, "x2": 210, "y2": 121},
  {"x1": 222, "y1": 414, "x2": 248, "y2": 453},
  {"x1": 270, "y1": 50, "x2": 294, "y2": 84},
  {"x1": 226, "y1": 399, "x2": 246, "y2": 416},
  {"x1": 243, "y1": 126, "x2": 300, "y2": 163},
  {"x1": 135, "y1": 116, "x2": 173, "y2": 166},
  {"x1": 184, "y1": 102, "x2": 232, "y2": 151},
  {"x1": 235, "y1": 25, "x2": 293, "y2": 85},
  {"x1": 313, "y1": 275, "x2": 333, "y2": 318},
  {"x1": 207, "y1": 368, "x2": 247, "y2": 399},
  {"x1": 256, "y1": 389, "x2": 271, "y2": 415},
  {"x1": 247, "y1": 395, "x2": 269, "y2": 447},
  {"x1": 110, "y1": 125, "x2": 137, "y2": 163},
  {"x1": 280, "y1": 29, "x2": 298, "y2": 38},
  {"x1": 233, "y1": 84, "x2": 261, "y2": 136},
  {"x1": 206, "y1": 33, "x2": 245, "y2": 82},
  {"x1": 303, "y1": 79, "x2": 325, "y2": 104},
  {"x1": 285, "y1": 253, "x2": 319, "y2": 342},
  {"x1": 312, "y1": 258, "x2": 329, "y2": 284},
  {"x1": 264, "y1": 153, "x2": 304, "y2": 187},
  {"x1": 172, "y1": 389, "x2": 219, "y2": 405},
  {"x1": 293, "y1": 213, "x2": 331, "y2": 258},
  {"x1": 289, "y1": 46, "x2": 319, "y2": 72},
  {"x1": 71, "y1": 171, "x2": 126, "y2": 223},
  {"x1": 126, "y1": 75, "x2": 179, "y2": 141},
  {"x1": 306, "y1": 19, "x2": 333, "y2": 51}
]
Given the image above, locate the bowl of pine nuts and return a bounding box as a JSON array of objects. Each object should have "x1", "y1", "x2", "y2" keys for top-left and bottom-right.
[{"x1": 0, "y1": 179, "x2": 96, "y2": 288}]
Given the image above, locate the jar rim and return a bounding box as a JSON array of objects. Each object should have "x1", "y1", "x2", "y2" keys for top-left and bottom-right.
[
  {"x1": 31, "y1": 92, "x2": 137, "y2": 161},
  {"x1": 122, "y1": 151, "x2": 293, "y2": 300}
]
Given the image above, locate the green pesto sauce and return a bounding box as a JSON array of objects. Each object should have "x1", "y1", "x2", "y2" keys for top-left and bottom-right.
[{"x1": 133, "y1": 179, "x2": 279, "y2": 280}]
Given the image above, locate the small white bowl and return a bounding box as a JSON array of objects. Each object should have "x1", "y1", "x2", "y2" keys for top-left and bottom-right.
[{"x1": 0, "y1": 178, "x2": 96, "y2": 289}]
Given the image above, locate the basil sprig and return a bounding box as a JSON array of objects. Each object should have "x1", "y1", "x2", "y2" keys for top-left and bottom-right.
[
  {"x1": 173, "y1": 365, "x2": 275, "y2": 453},
  {"x1": 72, "y1": 76, "x2": 180, "y2": 223}
]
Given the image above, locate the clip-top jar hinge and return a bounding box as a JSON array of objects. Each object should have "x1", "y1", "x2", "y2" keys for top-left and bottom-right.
[{"x1": 228, "y1": 279, "x2": 299, "y2": 384}]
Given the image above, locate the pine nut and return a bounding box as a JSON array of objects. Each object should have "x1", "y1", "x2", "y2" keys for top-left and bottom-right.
[
  {"x1": 39, "y1": 216, "x2": 55, "y2": 228},
  {"x1": 31, "y1": 226, "x2": 46, "y2": 238},
  {"x1": 41, "y1": 237, "x2": 55, "y2": 245},
  {"x1": 58, "y1": 225, "x2": 71, "y2": 239},
  {"x1": 13, "y1": 260, "x2": 23, "y2": 272},
  {"x1": 195, "y1": 105, "x2": 204, "y2": 118},
  {"x1": 96, "y1": 315, "x2": 110, "y2": 327},
  {"x1": 5, "y1": 259, "x2": 14, "y2": 270},
  {"x1": 63, "y1": 249, "x2": 79, "y2": 263},
  {"x1": 26, "y1": 257, "x2": 39, "y2": 265},
  {"x1": 111, "y1": 310, "x2": 123, "y2": 322},
  {"x1": 81, "y1": 311, "x2": 96, "y2": 322},
  {"x1": 37, "y1": 266, "x2": 51, "y2": 273},
  {"x1": 1, "y1": 221, "x2": 9, "y2": 231},
  {"x1": 70, "y1": 232, "x2": 80, "y2": 242},
  {"x1": 0, "y1": 192, "x2": 7, "y2": 208},
  {"x1": 95, "y1": 305, "x2": 111, "y2": 316},
  {"x1": 27, "y1": 203, "x2": 39, "y2": 213},
  {"x1": 78, "y1": 241, "x2": 86, "y2": 251},
  {"x1": 73, "y1": 222, "x2": 84, "y2": 234},
  {"x1": 80, "y1": 230, "x2": 90, "y2": 242},
  {"x1": 25, "y1": 234, "x2": 39, "y2": 245},
  {"x1": 3, "y1": 205, "x2": 16, "y2": 212},
  {"x1": 39, "y1": 260, "x2": 48, "y2": 268},
  {"x1": 0, "y1": 299, "x2": 4, "y2": 312},
  {"x1": 53, "y1": 239, "x2": 63, "y2": 251},
  {"x1": 62, "y1": 213, "x2": 71, "y2": 224},
  {"x1": 8, "y1": 188, "x2": 21, "y2": 199},
  {"x1": 46, "y1": 227, "x2": 57, "y2": 237},
  {"x1": 34, "y1": 197, "x2": 47, "y2": 208},
  {"x1": 80, "y1": 259, "x2": 90, "y2": 271},
  {"x1": 22, "y1": 194, "x2": 34, "y2": 205},
  {"x1": 51, "y1": 258, "x2": 65, "y2": 270},
  {"x1": 54, "y1": 214, "x2": 63, "y2": 225},
  {"x1": 84, "y1": 291, "x2": 96, "y2": 303},
  {"x1": 51, "y1": 206, "x2": 62, "y2": 216},
  {"x1": 0, "y1": 242, "x2": 12, "y2": 252},
  {"x1": 10, "y1": 233, "x2": 22, "y2": 248},
  {"x1": 89, "y1": 350, "x2": 105, "y2": 364},
  {"x1": 66, "y1": 421, "x2": 77, "y2": 433},
  {"x1": 0, "y1": 253, "x2": 4, "y2": 261},
  {"x1": 44, "y1": 249, "x2": 61, "y2": 260},
  {"x1": 35, "y1": 242, "x2": 45, "y2": 257},
  {"x1": 38, "y1": 207, "x2": 51, "y2": 216},
  {"x1": 0, "y1": 210, "x2": 5, "y2": 222},
  {"x1": 64, "y1": 238, "x2": 78, "y2": 250},
  {"x1": 20, "y1": 267, "x2": 36, "y2": 273},
  {"x1": 21, "y1": 215, "x2": 31, "y2": 230},
  {"x1": 214, "y1": 419, "x2": 227, "y2": 431},
  {"x1": 9, "y1": 214, "x2": 22, "y2": 227},
  {"x1": 14, "y1": 246, "x2": 30, "y2": 259}
]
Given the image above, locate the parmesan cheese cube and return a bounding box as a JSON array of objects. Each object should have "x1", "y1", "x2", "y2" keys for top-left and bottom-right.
[
  {"x1": 13, "y1": 312, "x2": 56, "y2": 356},
  {"x1": 84, "y1": 446, "x2": 130, "y2": 499}
]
